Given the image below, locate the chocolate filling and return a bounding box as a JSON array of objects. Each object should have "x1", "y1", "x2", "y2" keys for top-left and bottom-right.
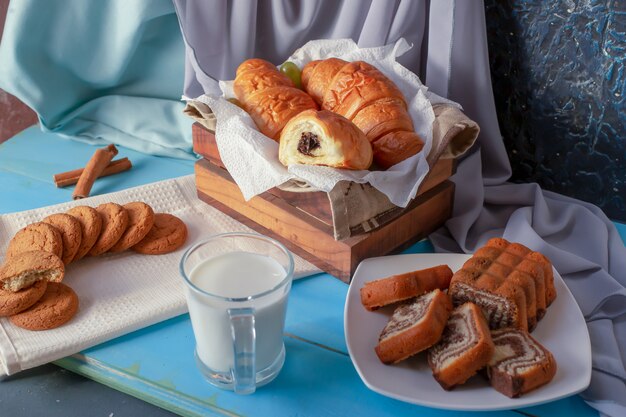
[{"x1": 298, "y1": 132, "x2": 320, "y2": 156}]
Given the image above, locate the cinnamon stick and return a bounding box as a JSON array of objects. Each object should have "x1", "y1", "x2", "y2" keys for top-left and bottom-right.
[
  {"x1": 54, "y1": 157, "x2": 132, "y2": 188},
  {"x1": 72, "y1": 144, "x2": 119, "y2": 200}
]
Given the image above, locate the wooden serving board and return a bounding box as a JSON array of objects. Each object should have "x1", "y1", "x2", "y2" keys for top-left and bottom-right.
[{"x1": 192, "y1": 123, "x2": 455, "y2": 282}]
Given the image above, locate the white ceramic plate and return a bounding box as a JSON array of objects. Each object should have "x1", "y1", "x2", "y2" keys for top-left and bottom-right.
[{"x1": 344, "y1": 253, "x2": 592, "y2": 411}]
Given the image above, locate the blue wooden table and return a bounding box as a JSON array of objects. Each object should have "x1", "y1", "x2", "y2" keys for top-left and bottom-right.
[{"x1": 2, "y1": 126, "x2": 619, "y2": 416}]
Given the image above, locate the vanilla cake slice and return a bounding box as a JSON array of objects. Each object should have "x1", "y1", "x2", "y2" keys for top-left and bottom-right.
[
  {"x1": 375, "y1": 289, "x2": 452, "y2": 364},
  {"x1": 427, "y1": 302, "x2": 495, "y2": 390},
  {"x1": 487, "y1": 328, "x2": 557, "y2": 398}
]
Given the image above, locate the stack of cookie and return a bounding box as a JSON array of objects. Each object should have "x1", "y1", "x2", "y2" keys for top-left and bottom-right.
[
  {"x1": 361, "y1": 238, "x2": 558, "y2": 398},
  {"x1": 0, "y1": 201, "x2": 188, "y2": 331}
]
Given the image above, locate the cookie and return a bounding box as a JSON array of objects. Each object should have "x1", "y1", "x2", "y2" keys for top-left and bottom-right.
[
  {"x1": 89, "y1": 203, "x2": 129, "y2": 256},
  {"x1": 0, "y1": 280, "x2": 47, "y2": 317},
  {"x1": 42, "y1": 213, "x2": 82, "y2": 265},
  {"x1": 5, "y1": 222, "x2": 63, "y2": 260},
  {"x1": 66, "y1": 206, "x2": 102, "y2": 261},
  {"x1": 10, "y1": 282, "x2": 79, "y2": 331},
  {"x1": 108, "y1": 202, "x2": 155, "y2": 252},
  {"x1": 0, "y1": 250, "x2": 65, "y2": 292},
  {"x1": 132, "y1": 213, "x2": 188, "y2": 255}
]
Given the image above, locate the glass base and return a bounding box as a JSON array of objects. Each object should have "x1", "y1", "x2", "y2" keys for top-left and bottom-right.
[{"x1": 194, "y1": 344, "x2": 285, "y2": 393}]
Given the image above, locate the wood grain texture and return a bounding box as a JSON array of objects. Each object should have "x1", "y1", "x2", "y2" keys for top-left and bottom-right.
[
  {"x1": 192, "y1": 122, "x2": 455, "y2": 229},
  {"x1": 195, "y1": 159, "x2": 454, "y2": 281}
]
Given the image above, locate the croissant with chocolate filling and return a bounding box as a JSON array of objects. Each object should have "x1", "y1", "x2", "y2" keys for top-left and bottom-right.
[
  {"x1": 234, "y1": 58, "x2": 317, "y2": 140},
  {"x1": 302, "y1": 59, "x2": 424, "y2": 169},
  {"x1": 279, "y1": 109, "x2": 373, "y2": 170}
]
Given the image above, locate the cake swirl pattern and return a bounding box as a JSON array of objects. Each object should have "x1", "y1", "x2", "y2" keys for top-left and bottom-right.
[
  {"x1": 487, "y1": 328, "x2": 557, "y2": 398},
  {"x1": 375, "y1": 289, "x2": 452, "y2": 364},
  {"x1": 427, "y1": 302, "x2": 495, "y2": 390}
]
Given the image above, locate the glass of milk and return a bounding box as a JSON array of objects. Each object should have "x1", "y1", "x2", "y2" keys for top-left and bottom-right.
[{"x1": 179, "y1": 232, "x2": 294, "y2": 394}]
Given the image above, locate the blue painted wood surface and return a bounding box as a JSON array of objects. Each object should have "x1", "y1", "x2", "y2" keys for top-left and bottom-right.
[{"x1": 1, "y1": 126, "x2": 615, "y2": 416}]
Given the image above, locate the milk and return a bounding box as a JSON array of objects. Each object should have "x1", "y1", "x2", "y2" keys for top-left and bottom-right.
[{"x1": 186, "y1": 252, "x2": 288, "y2": 373}]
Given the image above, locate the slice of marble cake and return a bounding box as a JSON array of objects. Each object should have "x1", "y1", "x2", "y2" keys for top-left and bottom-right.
[
  {"x1": 448, "y1": 238, "x2": 556, "y2": 331},
  {"x1": 487, "y1": 328, "x2": 557, "y2": 398},
  {"x1": 427, "y1": 302, "x2": 495, "y2": 390},
  {"x1": 375, "y1": 289, "x2": 452, "y2": 364}
]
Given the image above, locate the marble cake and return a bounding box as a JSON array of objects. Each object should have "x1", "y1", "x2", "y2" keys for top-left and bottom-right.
[
  {"x1": 427, "y1": 302, "x2": 495, "y2": 390},
  {"x1": 487, "y1": 328, "x2": 557, "y2": 398},
  {"x1": 375, "y1": 289, "x2": 452, "y2": 364},
  {"x1": 448, "y1": 238, "x2": 556, "y2": 331}
]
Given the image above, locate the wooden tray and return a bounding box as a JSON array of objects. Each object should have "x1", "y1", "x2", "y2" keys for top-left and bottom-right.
[{"x1": 192, "y1": 123, "x2": 455, "y2": 282}]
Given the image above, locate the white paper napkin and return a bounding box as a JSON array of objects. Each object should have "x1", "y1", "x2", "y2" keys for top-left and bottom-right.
[
  {"x1": 0, "y1": 175, "x2": 319, "y2": 376},
  {"x1": 188, "y1": 38, "x2": 460, "y2": 208}
]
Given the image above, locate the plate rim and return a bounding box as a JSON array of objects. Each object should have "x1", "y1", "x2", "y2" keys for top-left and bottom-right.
[{"x1": 344, "y1": 253, "x2": 592, "y2": 411}]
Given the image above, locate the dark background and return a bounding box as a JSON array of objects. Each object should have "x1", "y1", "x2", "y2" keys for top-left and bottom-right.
[
  {"x1": 1, "y1": 0, "x2": 624, "y2": 221},
  {"x1": 485, "y1": 0, "x2": 625, "y2": 221}
]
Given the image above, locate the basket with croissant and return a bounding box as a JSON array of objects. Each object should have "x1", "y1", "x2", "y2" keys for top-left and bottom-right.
[{"x1": 186, "y1": 40, "x2": 479, "y2": 244}]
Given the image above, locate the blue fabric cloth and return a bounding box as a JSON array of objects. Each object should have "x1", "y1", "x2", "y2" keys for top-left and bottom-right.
[{"x1": 0, "y1": 0, "x2": 194, "y2": 159}]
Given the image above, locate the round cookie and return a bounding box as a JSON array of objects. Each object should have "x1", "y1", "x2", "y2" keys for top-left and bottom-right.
[
  {"x1": 0, "y1": 250, "x2": 65, "y2": 292},
  {"x1": 10, "y1": 282, "x2": 79, "y2": 331},
  {"x1": 66, "y1": 206, "x2": 102, "y2": 261},
  {"x1": 6, "y1": 222, "x2": 63, "y2": 260},
  {"x1": 108, "y1": 202, "x2": 155, "y2": 253},
  {"x1": 89, "y1": 203, "x2": 129, "y2": 256},
  {"x1": 0, "y1": 280, "x2": 47, "y2": 317},
  {"x1": 132, "y1": 213, "x2": 188, "y2": 255},
  {"x1": 42, "y1": 213, "x2": 82, "y2": 265}
]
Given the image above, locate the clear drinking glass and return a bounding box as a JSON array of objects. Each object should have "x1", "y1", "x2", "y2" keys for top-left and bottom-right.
[{"x1": 179, "y1": 232, "x2": 294, "y2": 394}]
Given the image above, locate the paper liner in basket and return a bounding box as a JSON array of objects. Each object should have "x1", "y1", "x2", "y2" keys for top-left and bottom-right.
[{"x1": 186, "y1": 101, "x2": 479, "y2": 240}]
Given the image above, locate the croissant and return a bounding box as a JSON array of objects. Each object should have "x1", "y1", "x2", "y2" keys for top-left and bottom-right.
[
  {"x1": 236, "y1": 58, "x2": 278, "y2": 78},
  {"x1": 234, "y1": 59, "x2": 317, "y2": 140},
  {"x1": 322, "y1": 61, "x2": 406, "y2": 120},
  {"x1": 301, "y1": 58, "x2": 347, "y2": 105},
  {"x1": 243, "y1": 86, "x2": 318, "y2": 140},
  {"x1": 303, "y1": 59, "x2": 424, "y2": 169},
  {"x1": 233, "y1": 69, "x2": 294, "y2": 102},
  {"x1": 350, "y1": 98, "x2": 413, "y2": 142},
  {"x1": 300, "y1": 60, "x2": 320, "y2": 91},
  {"x1": 279, "y1": 109, "x2": 372, "y2": 170},
  {"x1": 372, "y1": 131, "x2": 424, "y2": 169}
]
